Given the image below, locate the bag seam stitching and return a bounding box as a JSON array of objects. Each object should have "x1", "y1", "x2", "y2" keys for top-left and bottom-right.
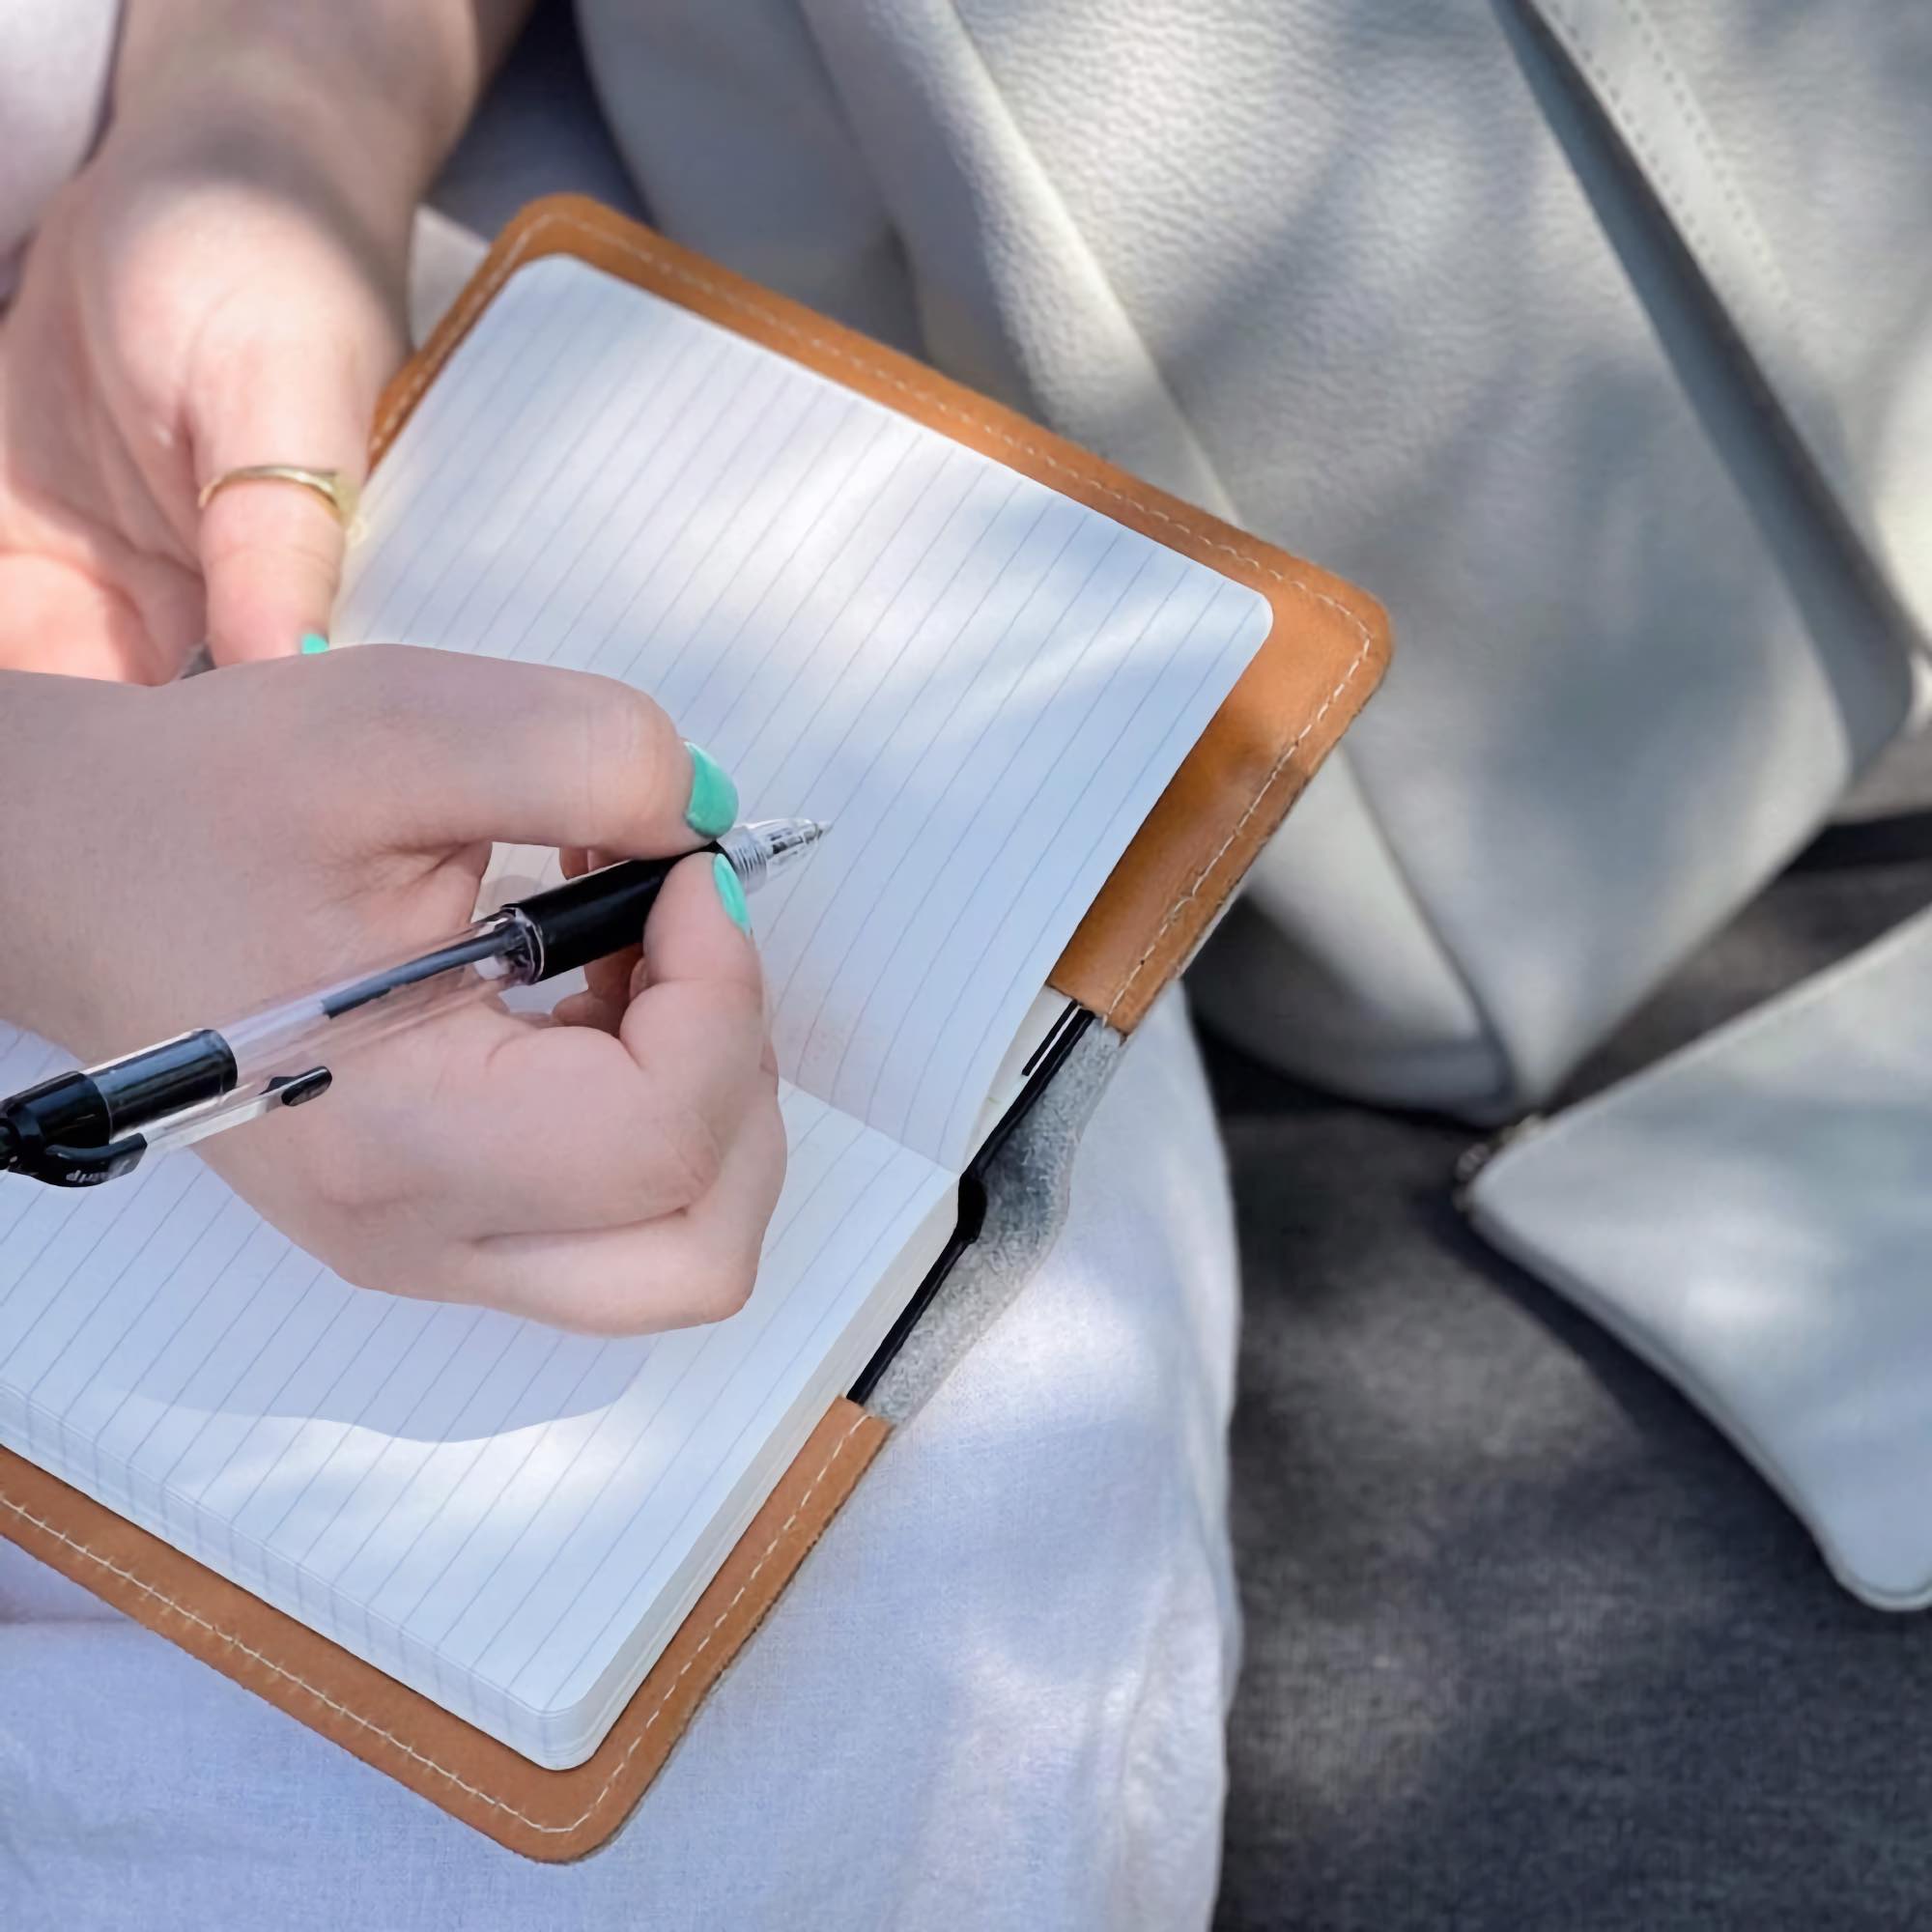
[
  {"x1": 1540, "y1": 0, "x2": 1803, "y2": 357},
  {"x1": 1473, "y1": 904, "x2": 1932, "y2": 1183}
]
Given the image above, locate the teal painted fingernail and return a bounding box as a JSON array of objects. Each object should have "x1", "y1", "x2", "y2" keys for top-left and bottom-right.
[
  {"x1": 713, "y1": 854, "x2": 752, "y2": 936},
  {"x1": 299, "y1": 631, "x2": 329, "y2": 655},
  {"x1": 684, "y1": 741, "x2": 738, "y2": 837}
]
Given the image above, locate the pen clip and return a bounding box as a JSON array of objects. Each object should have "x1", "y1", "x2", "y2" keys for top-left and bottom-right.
[
  {"x1": 6, "y1": 1065, "x2": 330, "y2": 1186},
  {"x1": 3, "y1": 1113, "x2": 149, "y2": 1188},
  {"x1": 138, "y1": 1065, "x2": 335, "y2": 1163}
]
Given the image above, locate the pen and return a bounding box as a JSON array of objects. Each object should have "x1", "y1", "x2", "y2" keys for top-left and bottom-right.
[{"x1": 0, "y1": 818, "x2": 827, "y2": 1189}]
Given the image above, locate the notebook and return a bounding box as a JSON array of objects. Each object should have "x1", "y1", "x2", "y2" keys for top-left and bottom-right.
[{"x1": 0, "y1": 198, "x2": 1387, "y2": 1853}]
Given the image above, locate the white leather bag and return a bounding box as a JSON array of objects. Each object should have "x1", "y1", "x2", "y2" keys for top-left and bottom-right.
[
  {"x1": 582, "y1": 0, "x2": 1932, "y2": 1120},
  {"x1": 1465, "y1": 900, "x2": 1932, "y2": 1609},
  {"x1": 0, "y1": 1, "x2": 118, "y2": 300}
]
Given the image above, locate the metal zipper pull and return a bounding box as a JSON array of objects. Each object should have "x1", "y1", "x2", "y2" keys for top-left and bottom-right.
[{"x1": 1452, "y1": 1112, "x2": 1546, "y2": 1211}]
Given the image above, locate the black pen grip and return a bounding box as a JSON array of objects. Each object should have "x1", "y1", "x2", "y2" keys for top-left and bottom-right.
[{"x1": 509, "y1": 847, "x2": 718, "y2": 982}]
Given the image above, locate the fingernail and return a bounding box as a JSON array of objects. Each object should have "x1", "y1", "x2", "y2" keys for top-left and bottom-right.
[
  {"x1": 299, "y1": 631, "x2": 330, "y2": 655},
  {"x1": 684, "y1": 742, "x2": 739, "y2": 837},
  {"x1": 712, "y1": 853, "x2": 753, "y2": 936}
]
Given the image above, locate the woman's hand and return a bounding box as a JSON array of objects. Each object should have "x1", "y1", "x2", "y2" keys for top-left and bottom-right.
[
  {"x1": 0, "y1": 649, "x2": 784, "y2": 1335},
  {"x1": 0, "y1": 1, "x2": 521, "y2": 681}
]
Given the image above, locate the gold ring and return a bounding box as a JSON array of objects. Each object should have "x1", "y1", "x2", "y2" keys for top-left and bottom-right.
[{"x1": 196, "y1": 464, "x2": 361, "y2": 530}]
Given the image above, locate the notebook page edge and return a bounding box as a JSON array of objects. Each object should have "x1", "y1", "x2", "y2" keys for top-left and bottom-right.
[{"x1": 548, "y1": 1175, "x2": 956, "y2": 1765}]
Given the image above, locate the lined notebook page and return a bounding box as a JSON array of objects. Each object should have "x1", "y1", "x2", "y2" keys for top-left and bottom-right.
[
  {"x1": 0, "y1": 1024, "x2": 951, "y2": 1764},
  {"x1": 335, "y1": 255, "x2": 1271, "y2": 1170}
]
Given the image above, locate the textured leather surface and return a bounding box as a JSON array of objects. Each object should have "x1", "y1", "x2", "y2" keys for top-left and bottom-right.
[
  {"x1": 1469, "y1": 901, "x2": 1932, "y2": 1611},
  {"x1": 1539, "y1": 0, "x2": 1932, "y2": 641},
  {"x1": 582, "y1": 0, "x2": 1929, "y2": 1114},
  {"x1": 0, "y1": 1400, "x2": 888, "y2": 1860},
  {"x1": 384, "y1": 197, "x2": 1388, "y2": 1031}
]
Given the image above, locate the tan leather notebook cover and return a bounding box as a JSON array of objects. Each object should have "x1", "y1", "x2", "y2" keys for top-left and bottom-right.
[{"x1": 0, "y1": 196, "x2": 1386, "y2": 1860}]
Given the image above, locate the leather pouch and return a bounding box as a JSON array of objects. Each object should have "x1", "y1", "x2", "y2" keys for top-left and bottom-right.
[{"x1": 1467, "y1": 900, "x2": 1932, "y2": 1612}]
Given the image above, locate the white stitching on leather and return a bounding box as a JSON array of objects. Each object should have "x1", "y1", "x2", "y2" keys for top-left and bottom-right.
[
  {"x1": 1546, "y1": 4, "x2": 1722, "y2": 292},
  {"x1": 1102, "y1": 632, "x2": 1374, "y2": 1020},
  {"x1": 381, "y1": 211, "x2": 1328, "y2": 591},
  {"x1": 379, "y1": 209, "x2": 1380, "y2": 1021},
  {"x1": 0, "y1": 1409, "x2": 874, "y2": 1837}
]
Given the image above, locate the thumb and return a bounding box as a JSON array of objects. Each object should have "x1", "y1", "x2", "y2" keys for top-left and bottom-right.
[
  {"x1": 324, "y1": 648, "x2": 743, "y2": 859},
  {"x1": 192, "y1": 318, "x2": 392, "y2": 664}
]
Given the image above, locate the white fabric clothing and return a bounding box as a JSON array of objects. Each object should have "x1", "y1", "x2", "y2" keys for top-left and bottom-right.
[{"x1": 0, "y1": 992, "x2": 1240, "y2": 1930}]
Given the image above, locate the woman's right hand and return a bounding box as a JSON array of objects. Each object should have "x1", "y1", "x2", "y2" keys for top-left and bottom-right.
[{"x1": 0, "y1": 648, "x2": 785, "y2": 1335}]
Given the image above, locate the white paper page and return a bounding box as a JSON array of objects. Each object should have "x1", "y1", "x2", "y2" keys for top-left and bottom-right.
[
  {"x1": 0, "y1": 1017, "x2": 950, "y2": 1760},
  {"x1": 334, "y1": 254, "x2": 1271, "y2": 1170}
]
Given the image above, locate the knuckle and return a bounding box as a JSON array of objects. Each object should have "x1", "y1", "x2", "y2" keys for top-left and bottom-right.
[
  {"x1": 659, "y1": 981, "x2": 768, "y2": 1071},
  {"x1": 323, "y1": 648, "x2": 451, "y2": 811},
  {"x1": 667, "y1": 995, "x2": 766, "y2": 1091},
  {"x1": 286, "y1": 641, "x2": 408, "y2": 751},
  {"x1": 333, "y1": 1241, "x2": 429, "y2": 1302}
]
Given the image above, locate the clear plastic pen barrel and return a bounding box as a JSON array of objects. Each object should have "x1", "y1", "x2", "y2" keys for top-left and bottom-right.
[
  {"x1": 156, "y1": 910, "x2": 545, "y2": 1143},
  {"x1": 225, "y1": 906, "x2": 542, "y2": 1085}
]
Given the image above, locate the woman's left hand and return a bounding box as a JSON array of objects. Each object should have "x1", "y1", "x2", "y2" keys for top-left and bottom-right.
[{"x1": 0, "y1": 1, "x2": 514, "y2": 680}]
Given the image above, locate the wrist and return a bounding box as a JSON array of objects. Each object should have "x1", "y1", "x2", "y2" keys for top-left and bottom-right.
[{"x1": 112, "y1": 0, "x2": 493, "y2": 208}]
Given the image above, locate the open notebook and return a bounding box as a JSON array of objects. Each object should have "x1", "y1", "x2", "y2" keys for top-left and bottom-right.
[
  {"x1": 0, "y1": 249, "x2": 1276, "y2": 1768},
  {"x1": 0, "y1": 202, "x2": 1386, "y2": 1846}
]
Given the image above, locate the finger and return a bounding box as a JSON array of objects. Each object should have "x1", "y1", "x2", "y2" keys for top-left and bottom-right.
[
  {"x1": 200, "y1": 479, "x2": 349, "y2": 663},
  {"x1": 617, "y1": 848, "x2": 767, "y2": 1104},
  {"x1": 583, "y1": 942, "x2": 641, "y2": 1016},
  {"x1": 192, "y1": 307, "x2": 396, "y2": 664},
  {"x1": 402, "y1": 1015, "x2": 765, "y2": 1237},
  {"x1": 461, "y1": 1084, "x2": 788, "y2": 1332},
  {"x1": 318, "y1": 646, "x2": 741, "y2": 856},
  {"x1": 552, "y1": 988, "x2": 624, "y2": 1035},
  {"x1": 392, "y1": 856, "x2": 767, "y2": 1235}
]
